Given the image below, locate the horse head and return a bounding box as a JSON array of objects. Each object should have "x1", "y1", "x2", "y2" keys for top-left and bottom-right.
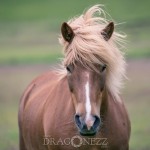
[{"x1": 61, "y1": 20, "x2": 114, "y2": 136}]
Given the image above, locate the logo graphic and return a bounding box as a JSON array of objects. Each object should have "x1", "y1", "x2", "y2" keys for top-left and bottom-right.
[
  {"x1": 43, "y1": 135, "x2": 108, "y2": 148},
  {"x1": 71, "y1": 135, "x2": 83, "y2": 148}
]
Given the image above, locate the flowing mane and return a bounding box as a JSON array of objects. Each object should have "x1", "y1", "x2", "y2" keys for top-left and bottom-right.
[{"x1": 59, "y1": 5, "x2": 126, "y2": 101}]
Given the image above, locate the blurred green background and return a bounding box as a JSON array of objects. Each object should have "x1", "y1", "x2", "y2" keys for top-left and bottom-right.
[{"x1": 0, "y1": 0, "x2": 150, "y2": 150}]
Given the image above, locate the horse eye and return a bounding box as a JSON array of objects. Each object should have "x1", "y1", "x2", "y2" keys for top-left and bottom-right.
[
  {"x1": 101, "y1": 64, "x2": 106, "y2": 72},
  {"x1": 66, "y1": 65, "x2": 73, "y2": 73},
  {"x1": 66, "y1": 66, "x2": 71, "y2": 72}
]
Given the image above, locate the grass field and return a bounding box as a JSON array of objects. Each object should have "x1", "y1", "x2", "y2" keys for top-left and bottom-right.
[
  {"x1": 0, "y1": 0, "x2": 150, "y2": 64},
  {"x1": 0, "y1": 0, "x2": 150, "y2": 150}
]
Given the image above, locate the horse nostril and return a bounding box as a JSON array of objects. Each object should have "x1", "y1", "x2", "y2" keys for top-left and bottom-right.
[
  {"x1": 74, "y1": 114, "x2": 82, "y2": 129},
  {"x1": 93, "y1": 116, "x2": 101, "y2": 130},
  {"x1": 75, "y1": 114, "x2": 101, "y2": 135}
]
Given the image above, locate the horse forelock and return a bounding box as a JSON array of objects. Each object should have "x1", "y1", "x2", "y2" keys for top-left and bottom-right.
[{"x1": 58, "y1": 5, "x2": 126, "y2": 102}]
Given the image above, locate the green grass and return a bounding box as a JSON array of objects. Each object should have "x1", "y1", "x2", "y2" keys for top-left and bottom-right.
[
  {"x1": 0, "y1": 105, "x2": 19, "y2": 150},
  {"x1": 0, "y1": 0, "x2": 150, "y2": 65},
  {"x1": 127, "y1": 99, "x2": 150, "y2": 150},
  {"x1": 127, "y1": 48, "x2": 150, "y2": 58},
  {"x1": 1, "y1": 0, "x2": 150, "y2": 23},
  {"x1": 0, "y1": 46, "x2": 62, "y2": 64}
]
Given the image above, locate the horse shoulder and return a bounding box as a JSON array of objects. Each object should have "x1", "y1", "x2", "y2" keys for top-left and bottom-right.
[
  {"x1": 19, "y1": 71, "x2": 59, "y2": 109},
  {"x1": 18, "y1": 71, "x2": 61, "y2": 150},
  {"x1": 103, "y1": 94, "x2": 131, "y2": 149}
]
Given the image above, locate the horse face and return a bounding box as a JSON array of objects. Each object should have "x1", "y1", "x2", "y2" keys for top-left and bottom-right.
[{"x1": 66, "y1": 62, "x2": 106, "y2": 136}]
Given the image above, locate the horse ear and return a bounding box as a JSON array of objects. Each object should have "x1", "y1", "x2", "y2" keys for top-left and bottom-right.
[
  {"x1": 101, "y1": 22, "x2": 114, "y2": 41},
  {"x1": 61, "y1": 22, "x2": 74, "y2": 43}
]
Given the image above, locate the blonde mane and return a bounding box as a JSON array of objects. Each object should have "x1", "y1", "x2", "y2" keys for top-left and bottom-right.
[{"x1": 59, "y1": 5, "x2": 126, "y2": 102}]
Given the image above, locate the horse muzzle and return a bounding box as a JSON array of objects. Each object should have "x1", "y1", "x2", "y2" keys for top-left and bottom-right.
[{"x1": 74, "y1": 114, "x2": 101, "y2": 136}]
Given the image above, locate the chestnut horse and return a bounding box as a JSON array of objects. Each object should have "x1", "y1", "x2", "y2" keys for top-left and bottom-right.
[{"x1": 18, "y1": 5, "x2": 130, "y2": 150}]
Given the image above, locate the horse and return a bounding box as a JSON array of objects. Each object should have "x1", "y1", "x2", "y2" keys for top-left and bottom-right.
[{"x1": 18, "y1": 5, "x2": 131, "y2": 150}]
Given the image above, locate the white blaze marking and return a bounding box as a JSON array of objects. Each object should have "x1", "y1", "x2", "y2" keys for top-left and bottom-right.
[{"x1": 85, "y1": 80, "x2": 91, "y2": 121}]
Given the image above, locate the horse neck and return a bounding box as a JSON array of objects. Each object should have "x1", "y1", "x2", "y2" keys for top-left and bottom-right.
[
  {"x1": 100, "y1": 88, "x2": 114, "y2": 115},
  {"x1": 100, "y1": 87, "x2": 122, "y2": 118}
]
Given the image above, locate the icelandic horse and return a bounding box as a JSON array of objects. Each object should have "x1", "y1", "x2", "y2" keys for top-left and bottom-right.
[{"x1": 18, "y1": 5, "x2": 131, "y2": 150}]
